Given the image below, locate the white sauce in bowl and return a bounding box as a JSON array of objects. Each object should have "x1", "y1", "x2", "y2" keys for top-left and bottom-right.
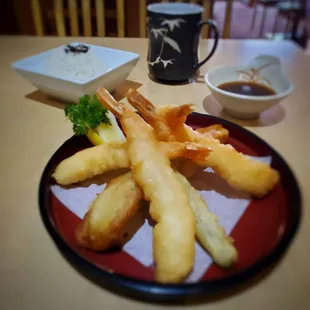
[{"x1": 44, "y1": 46, "x2": 106, "y2": 83}]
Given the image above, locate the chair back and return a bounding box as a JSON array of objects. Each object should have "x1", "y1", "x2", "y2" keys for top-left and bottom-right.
[{"x1": 30, "y1": 0, "x2": 125, "y2": 37}]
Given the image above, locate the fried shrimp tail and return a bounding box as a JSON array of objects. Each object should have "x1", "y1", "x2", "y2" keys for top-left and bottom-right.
[
  {"x1": 127, "y1": 88, "x2": 229, "y2": 143},
  {"x1": 126, "y1": 88, "x2": 176, "y2": 141},
  {"x1": 196, "y1": 124, "x2": 229, "y2": 144},
  {"x1": 157, "y1": 103, "x2": 195, "y2": 124},
  {"x1": 97, "y1": 87, "x2": 196, "y2": 283}
]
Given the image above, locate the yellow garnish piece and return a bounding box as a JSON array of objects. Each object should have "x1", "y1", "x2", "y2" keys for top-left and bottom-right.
[{"x1": 87, "y1": 111, "x2": 126, "y2": 145}]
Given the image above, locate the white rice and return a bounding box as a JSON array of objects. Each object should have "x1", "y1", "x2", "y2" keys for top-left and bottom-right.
[{"x1": 44, "y1": 46, "x2": 106, "y2": 83}]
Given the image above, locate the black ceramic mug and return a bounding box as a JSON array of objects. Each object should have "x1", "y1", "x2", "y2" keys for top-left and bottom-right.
[{"x1": 147, "y1": 2, "x2": 219, "y2": 82}]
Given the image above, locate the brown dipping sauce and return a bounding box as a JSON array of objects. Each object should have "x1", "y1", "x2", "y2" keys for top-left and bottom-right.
[{"x1": 218, "y1": 81, "x2": 276, "y2": 96}]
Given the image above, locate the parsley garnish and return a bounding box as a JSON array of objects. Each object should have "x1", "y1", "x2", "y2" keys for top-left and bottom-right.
[{"x1": 64, "y1": 95, "x2": 111, "y2": 136}]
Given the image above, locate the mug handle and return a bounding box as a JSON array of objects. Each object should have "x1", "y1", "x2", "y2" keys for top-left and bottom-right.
[{"x1": 194, "y1": 20, "x2": 219, "y2": 70}]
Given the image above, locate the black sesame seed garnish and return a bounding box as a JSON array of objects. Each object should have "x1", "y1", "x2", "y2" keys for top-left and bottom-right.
[{"x1": 65, "y1": 44, "x2": 89, "y2": 54}]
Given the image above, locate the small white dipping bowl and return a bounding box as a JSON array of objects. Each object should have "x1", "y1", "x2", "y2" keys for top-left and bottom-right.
[
  {"x1": 204, "y1": 55, "x2": 293, "y2": 119},
  {"x1": 11, "y1": 42, "x2": 140, "y2": 103}
]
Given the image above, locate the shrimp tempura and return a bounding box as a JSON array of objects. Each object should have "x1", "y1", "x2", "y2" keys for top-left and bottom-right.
[
  {"x1": 126, "y1": 89, "x2": 280, "y2": 197},
  {"x1": 53, "y1": 141, "x2": 210, "y2": 185},
  {"x1": 97, "y1": 88, "x2": 196, "y2": 283}
]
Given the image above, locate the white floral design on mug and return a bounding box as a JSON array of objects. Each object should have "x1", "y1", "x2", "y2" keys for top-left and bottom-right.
[{"x1": 148, "y1": 18, "x2": 186, "y2": 68}]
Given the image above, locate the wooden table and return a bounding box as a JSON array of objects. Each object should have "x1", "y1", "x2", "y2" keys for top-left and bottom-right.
[{"x1": 1, "y1": 36, "x2": 310, "y2": 310}]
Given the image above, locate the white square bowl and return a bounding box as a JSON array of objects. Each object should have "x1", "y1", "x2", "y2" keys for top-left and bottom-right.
[{"x1": 11, "y1": 42, "x2": 140, "y2": 103}]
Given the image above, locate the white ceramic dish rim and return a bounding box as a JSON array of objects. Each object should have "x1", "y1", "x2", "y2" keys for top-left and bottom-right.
[
  {"x1": 11, "y1": 43, "x2": 140, "y2": 86},
  {"x1": 204, "y1": 66, "x2": 294, "y2": 101}
]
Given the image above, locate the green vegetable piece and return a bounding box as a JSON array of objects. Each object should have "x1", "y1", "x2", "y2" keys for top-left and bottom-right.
[{"x1": 64, "y1": 94, "x2": 111, "y2": 136}]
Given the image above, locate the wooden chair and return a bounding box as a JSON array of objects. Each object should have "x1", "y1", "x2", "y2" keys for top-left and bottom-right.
[
  {"x1": 138, "y1": 0, "x2": 233, "y2": 39},
  {"x1": 250, "y1": 0, "x2": 283, "y2": 37},
  {"x1": 223, "y1": 0, "x2": 233, "y2": 39},
  {"x1": 274, "y1": 0, "x2": 306, "y2": 36},
  {"x1": 30, "y1": 0, "x2": 125, "y2": 37}
]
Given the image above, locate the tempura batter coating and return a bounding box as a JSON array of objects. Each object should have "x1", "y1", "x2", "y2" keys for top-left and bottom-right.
[
  {"x1": 53, "y1": 141, "x2": 210, "y2": 185},
  {"x1": 175, "y1": 171, "x2": 238, "y2": 268},
  {"x1": 97, "y1": 87, "x2": 196, "y2": 283},
  {"x1": 52, "y1": 142, "x2": 129, "y2": 185},
  {"x1": 155, "y1": 105, "x2": 229, "y2": 143},
  {"x1": 176, "y1": 125, "x2": 280, "y2": 198},
  {"x1": 77, "y1": 168, "x2": 237, "y2": 266},
  {"x1": 76, "y1": 172, "x2": 143, "y2": 251},
  {"x1": 126, "y1": 89, "x2": 280, "y2": 197}
]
